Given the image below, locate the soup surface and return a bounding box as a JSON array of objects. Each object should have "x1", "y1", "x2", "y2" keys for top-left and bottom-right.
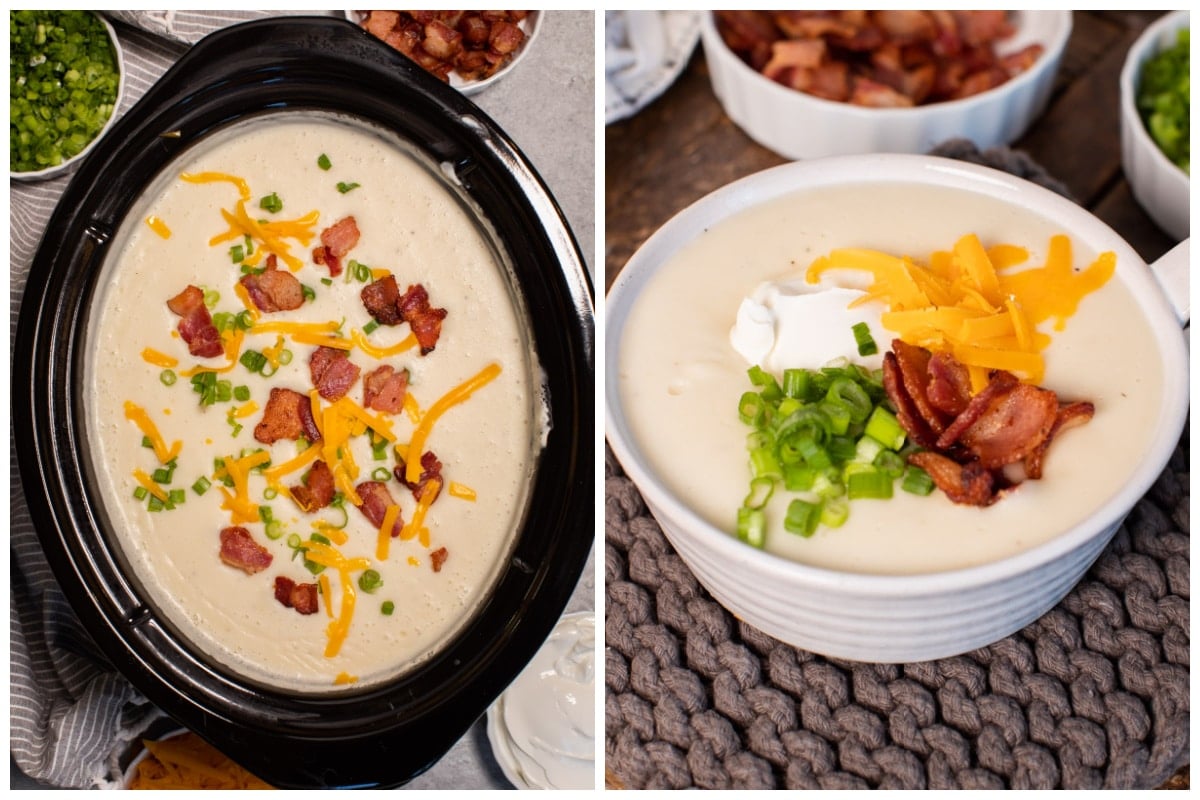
[
  {"x1": 87, "y1": 114, "x2": 538, "y2": 689},
  {"x1": 618, "y1": 182, "x2": 1165, "y2": 575}
]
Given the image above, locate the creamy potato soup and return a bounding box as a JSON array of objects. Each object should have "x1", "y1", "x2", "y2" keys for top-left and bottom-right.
[
  {"x1": 618, "y1": 183, "x2": 1164, "y2": 575},
  {"x1": 86, "y1": 114, "x2": 539, "y2": 690}
]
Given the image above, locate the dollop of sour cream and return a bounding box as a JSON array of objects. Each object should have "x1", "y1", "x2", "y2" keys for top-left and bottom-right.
[
  {"x1": 730, "y1": 278, "x2": 888, "y2": 371},
  {"x1": 489, "y1": 613, "x2": 594, "y2": 789}
]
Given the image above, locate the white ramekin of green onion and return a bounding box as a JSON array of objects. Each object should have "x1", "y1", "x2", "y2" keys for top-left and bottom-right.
[{"x1": 10, "y1": 10, "x2": 125, "y2": 182}]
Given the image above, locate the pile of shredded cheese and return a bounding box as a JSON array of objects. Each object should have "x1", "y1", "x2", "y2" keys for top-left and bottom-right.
[
  {"x1": 127, "y1": 732, "x2": 272, "y2": 790},
  {"x1": 806, "y1": 233, "x2": 1115, "y2": 392}
]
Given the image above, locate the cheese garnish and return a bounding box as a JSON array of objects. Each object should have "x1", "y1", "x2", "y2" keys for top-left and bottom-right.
[
  {"x1": 180, "y1": 329, "x2": 246, "y2": 377},
  {"x1": 145, "y1": 215, "x2": 171, "y2": 239},
  {"x1": 124, "y1": 401, "x2": 181, "y2": 464},
  {"x1": 132, "y1": 468, "x2": 169, "y2": 502},
  {"x1": 376, "y1": 503, "x2": 401, "y2": 561},
  {"x1": 141, "y1": 347, "x2": 178, "y2": 368},
  {"x1": 405, "y1": 364, "x2": 501, "y2": 483},
  {"x1": 352, "y1": 329, "x2": 418, "y2": 359},
  {"x1": 400, "y1": 478, "x2": 440, "y2": 544},
  {"x1": 215, "y1": 449, "x2": 270, "y2": 525},
  {"x1": 300, "y1": 540, "x2": 370, "y2": 658},
  {"x1": 448, "y1": 482, "x2": 476, "y2": 501}
]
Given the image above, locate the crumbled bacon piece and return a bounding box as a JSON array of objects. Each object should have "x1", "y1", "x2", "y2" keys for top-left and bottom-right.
[
  {"x1": 361, "y1": 275, "x2": 402, "y2": 326},
  {"x1": 290, "y1": 459, "x2": 336, "y2": 513},
  {"x1": 219, "y1": 527, "x2": 273, "y2": 574},
  {"x1": 430, "y1": 547, "x2": 449, "y2": 573},
  {"x1": 356, "y1": 480, "x2": 405, "y2": 537},
  {"x1": 884, "y1": 340, "x2": 1094, "y2": 506},
  {"x1": 274, "y1": 575, "x2": 319, "y2": 615},
  {"x1": 394, "y1": 450, "x2": 444, "y2": 503},
  {"x1": 239, "y1": 255, "x2": 304, "y2": 313},
  {"x1": 363, "y1": 364, "x2": 409, "y2": 414},
  {"x1": 254, "y1": 387, "x2": 321, "y2": 444},
  {"x1": 397, "y1": 283, "x2": 448, "y2": 355},
  {"x1": 312, "y1": 216, "x2": 360, "y2": 278},
  {"x1": 309, "y1": 346, "x2": 361, "y2": 401},
  {"x1": 166, "y1": 285, "x2": 223, "y2": 358}
]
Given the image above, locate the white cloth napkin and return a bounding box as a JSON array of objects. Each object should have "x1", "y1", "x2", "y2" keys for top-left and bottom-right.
[{"x1": 605, "y1": 10, "x2": 702, "y2": 125}]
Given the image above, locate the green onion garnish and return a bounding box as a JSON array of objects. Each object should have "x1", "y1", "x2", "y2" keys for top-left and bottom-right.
[
  {"x1": 852, "y1": 322, "x2": 878, "y2": 356},
  {"x1": 901, "y1": 465, "x2": 935, "y2": 496},
  {"x1": 784, "y1": 499, "x2": 821, "y2": 538},
  {"x1": 168, "y1": 489, "x2": 185, "y2": 505},
  {"x1": 371, "y1": 467, "x2": 391, "y2": 481},
  {"x1": 133, "y1": 486, "x2": 149, "y2": 501},
  {"x1": 317, "y1": 153, "x2": 331, "y2": 170},
  {"x1": 233, "y1": 385, "x2": 250, "y2": 402},
  {"x1": 358, "y1": 569, "x2": 383, "y2": 593},
  {"x1": 259, "y1": 192, "x2": 283, "y2": 213},
  {"x1": 363, "y1": 320, "x2": 379, "y2": 335},
  {"x1": 336, "y1": 181, "x2": 360, "y2": 194},
  {"x1": 147, "y1": 495, "x2": 164, "y2": 512},
  {"x1": 192, "y1": 476, "x2": 211, "y2": 496},
  {"x1": 264, "y1": 520, "x2": 283, "y2": 540},
  {"x1": 159, "y1": 369, "x2": 176, "y2": 386},
  {"x1": 301, "y1": 284, "x2": 316, "y2": 302},
  {"x1": 381, "y1": 600, "x2": 395, "y2": 616},
  {"x1": 230, "y1": 244, "x2": 244, "y2": 263},
  {"x1": 240, "y1": 349, "x2": 268, "y2": 374}
]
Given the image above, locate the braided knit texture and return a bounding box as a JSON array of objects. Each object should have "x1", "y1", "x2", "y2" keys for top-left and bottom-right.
[{"x1": 605, "y1": 422, "x2": 1189, "y2": 790}]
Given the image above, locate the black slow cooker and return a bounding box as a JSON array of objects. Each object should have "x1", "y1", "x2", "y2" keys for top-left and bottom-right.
[{"x1": 12, "y1": 17, "x2": 593, "y2": 789}]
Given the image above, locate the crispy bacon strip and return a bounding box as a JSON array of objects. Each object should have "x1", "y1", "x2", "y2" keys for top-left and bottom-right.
[
  {"x1": 430, "y1": 547, "x2": 449, "y2": 573},
  {"x1": 362, "y1": 364, "x2": 409, "y2": 414},
  {"x1": 309, "y1": 346, "x2": 361, "y2": 401},
  {"x1": 958, "y1": 382, "x2": 1060, "y2": 469},
  {"x1": 312, "y1": 216, "x2": 360, "y2": 278},
  {"x1": 395, "y1": 450, "x2": 444, "y2": 503},
  {"x1": 908, "y1": 451, "x2": 996, "y2": 506},
  {"x1": 882, "y1": 350, "x2": 938, "y2": 448},
  {"x1": 356, "y1": 480, "x2": 405, "y2": 537},
  {"x1": 926, "y1": 351, "x2": 972, "y2": 416},
  {"x1": 397, "y1": 283, "x2": 448, "y2": 356},
  {"x1": 219, "y1": 527, "x2": 273, "y2": 574},
  {"x1": 254, "y1": 387, "x2": 321, "y2": 444},
  {"x1": 274, "y1": 575, "x2": 319, "y2": 615},
  {"x1": 1024, "y1": 401, "x2": 1095, "y2": 479},
  {"x1": 290, "y1": 459, "x2": 336, "y2": 513},
  {"x1": 166, "y1": 285, "x2": 223, "y2": 358},
  {"x1": 240, "y1": 254, "x2": 304, "y2": 313},
  {"x1": 935, "y1": 370, "x2": 1021, "y2": 450}
]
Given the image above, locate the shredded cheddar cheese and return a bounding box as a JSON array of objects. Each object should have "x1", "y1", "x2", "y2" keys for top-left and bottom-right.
[
  {"x1": 400, "y1": 478, "x2": 440, "y2": 543},
  {"x1": 806, "y1": 233, "x2": 1115, "y2": 388},
  {"x1": 351, "y1": 328, "x2": 418, "y2": 359},
  {"x1": 333, "y1": 672, "x2": 358, "y2": 685},
  {"x1": 215, "y1": 450, "x2": 270, "y2": 525},
  {"x1": 402, "y1": 392, "x2": 421, "y2": 424},
  {"x1": 405, "y1": 364, "x2": 501, "y2": 483},
  {"x1": 124, "y1": 401, "x2": 181, "y2": 464},
  {"x1": 129, "y1": 732, "x2": 271, "y2": 789},
  {"x1": 145, "y1": 215, "x2": 171, "y2": 239},
  {"x1": 300, "y1": 540, "x2": 370, "y2": 658},
  {"x1": 180, "y1": 329, "x2": 246, "y2": 377},
  {"x1": 318, "y1": 573, "x2": 334, "y2": 618},
  {"x1": 180, "y1": 171, "x2": 252, "y2": 200},
  {"x1": 376, "y1": 503, "x2": 401, "y2": 560},
  {"x1": 132, "y1": 468, "x2": 169, "y2": 502},
  {"x1": 448, "y1": 481, "x2": 476, "y2": 501},
  {"x1": 141, "y1": 347, "x2": 178, "y2": 368}
]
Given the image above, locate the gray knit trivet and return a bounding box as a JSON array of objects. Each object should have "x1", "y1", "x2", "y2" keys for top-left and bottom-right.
[{"x1": 605, "y1": 146, "x2": 1189, "y2": 789}]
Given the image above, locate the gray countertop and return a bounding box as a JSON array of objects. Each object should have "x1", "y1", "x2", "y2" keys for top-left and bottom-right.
[{"x1": 10, "y1": 9, "x2": 595, "y2": 791}]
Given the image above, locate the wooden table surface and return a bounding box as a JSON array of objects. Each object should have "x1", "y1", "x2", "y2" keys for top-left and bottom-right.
[
  {"x1": 604, "y1": 10, "x2": 1186, "y2": 790},
  {"x1": 605, "y1": 11, "x2": 1181, "y2": 292}
]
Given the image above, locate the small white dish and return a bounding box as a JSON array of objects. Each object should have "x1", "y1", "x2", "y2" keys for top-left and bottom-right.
[
  {"x1": 701, "y1": 11, "x2": 1071, "y2": 159},
  {"x1": 486, "y1": 610, "x2": 595, "y2": 790},
  {"x1": 120, "y1": 727, "x2": 188, "y2": 788},
  {"x1": 10, "y1": 11, "x2": 126, "y2": 182},
  {"x1": 346, "y1": 11, "x2": 541, "y2": 96},
  {"x1": 1119, "y1": 10, "x2": 1189, "y2": 241}
]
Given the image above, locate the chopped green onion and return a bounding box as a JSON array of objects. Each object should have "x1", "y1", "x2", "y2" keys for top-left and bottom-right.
[
  {"x1": 168, "y1": 489, "x2": 185, "y2": 505},
  {"x1": 301, "y1": 284, "x2": 316, "y2": 302},
  {"x1": 852, "y1": 322, "x2": 878, "y2": 356},
  {"x1": 820, "y1": 496, "x2": 850, "y2": 528},
  {"x1": 784, "y1": 499, "x2": 821, "y2": 538},
  {"x1": 192, "y1": 476, "x2": 211, "y2": 496},
  {"x1": 358, "y1": 569, "x2": 383, "y2": 593},
  {"x1": 230, "y1": 244, "x2": 245, "y2": 263},
  {"x1": 240, "y1": 349, "x2": 267, "y2": 374},
  {"x1": 743, "y1": 476, "x2": 775, "y2": 510},
  {"x1": 265, "y1": 520, "x2": 283, "y2": 540},
  {"x1": 234, "y1": 385, "x2": 251, "y2": 402},
  {"x1": 152, "y1": 466, "x2": 172, "y2": 484},
  {"x1": 736, "y1": 507, "x2": 766, "y2": 548},
  {"x1": 287, "y1": 533, "x2": 302, "y2": 549},
  {"x1": 159, "y1": 369, "x2": 177, "y2": 386},
  {"x1": 202, "y1": 288, "x2": 220, "y2": 309},
  {"x1": 847, "y1": 468, "x2": 894, "y2": 500},
  {"x1": 133, "y1": 486, "x2": 149, "y2": 501},
  {"x1": 263, "y1": 487, "x2": 278, "y2": 500},
  {"x1": 864, "y1": 406, "x2": 906, "y2": 451},
  {"x1": 259, "y1": 505, "x2": 275, "y2": 524},
  {"x1": 783, "y1": 464, "x2": 815, "y2": 492},
  {"x1": 235, "y1": 310, "x2": 254, "y2": 330},
  {"x1": 371, "y1": 467, "x2": 391, "y2": 481},
  {"x1": 336, "y1": 181, "x2": 361, "y2": 194},
  {"x1": 147, "y1": 495, "x2": 164, "y2": 512},
  {"x1": 738, "y1": 391, "x2": 765, "y2": 426},
  {"x1": 873, "y1": 449, "x2": 906, "y2": 479},
  {"x1": 381, "y1": 600, "x2": 395, "y2": 615},
  {"x1": 901, "y1": 465, "x2": 935, "y2": 496},
  {"x1": 363, "y1": 320, "x2": 379, "y2": 335},
  {"x1": 141, "y1": 435, "x2": 154, "y2": 449},
  {"x1": 259, "y1": 192, "x2": 283, "y2": 213},
  {"x1": 321, "y1": 277, "x2": 333, "y2": 286},
  {"x1": 317, "y1": 153, "x2": 332, "y2": 170},
  {"x1": 215, "y1": 380, "x2": 232, "y2": 403},
  {"x1": 277, "y1": 349, "x2": 293, "y2": 366}
]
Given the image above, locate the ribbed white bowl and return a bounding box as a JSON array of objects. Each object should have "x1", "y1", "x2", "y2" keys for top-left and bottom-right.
[
  {"x1": 701, "y1": 11, "x2": 1071, "y2": 160},
  {"x1": 605, "y1": 155, "x2": 1189, "y2": 663}
]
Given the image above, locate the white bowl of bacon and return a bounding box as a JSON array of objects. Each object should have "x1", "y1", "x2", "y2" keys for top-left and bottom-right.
[
  {"x1": 702, "y1": 10, "x2": 1071, "y2": 159},
  {"x1": 347, "y1": 11, "x2": 540, "y2": 95},
  {"x1": 605, "y1": 153, "x2": 1188, "y2": 663}
]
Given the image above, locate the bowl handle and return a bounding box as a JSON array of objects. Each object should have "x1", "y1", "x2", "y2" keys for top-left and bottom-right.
[{"x1": 1149, "y1": 238, "x2": 1189, "y2": 325}]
